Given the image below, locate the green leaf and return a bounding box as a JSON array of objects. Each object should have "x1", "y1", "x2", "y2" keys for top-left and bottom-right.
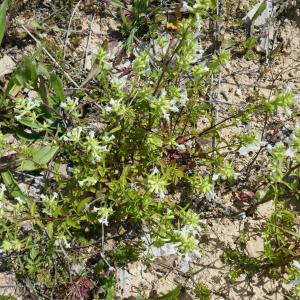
[
  {"x1": 126, "y1": 27, "x2": 138, "y2": 50},
  {"x1": 1, "y1": 170, "x2": 30, "y2": 203},
  {"x1": 30, "y1": 19, "x2": 42, "y2": 29},
  {"x1": 66, "y1": 217, "x2": 80, "y2": 229},
  {"x1": 49, "y1": 73, "x2": 65, "y2": 102},
  {"x1": 15, "y1": 127, "x2": 43, "y2": 141},
  {"x1": 38, "y1": 76, "x2": 48, "y2": 100},
  {"x1": 0, "y1": 295, "x2": 17, "y2": 300},
  {"x1": 109, "y1": 126, "x2": 122, "y2": 134},
  {"x1": 18, "y1": 117, "x2": 41, "y2": 129},
  {"x1": 0, "y1": 0, "x2": 9, "y2": 46},
  {"x1": 46, "y1": 222, "x2": 54, "y2": 238},
  {"x1": 221, "y1": 39, "x2": 238, "y2": 50},
  {"x1": 252, "y1": 1, "x2": 267, "y2": 24},
  {"x1": 23, "y1": 57, "x2": 38, "y2": 83},
  {"x1": 284, "y1": 229, "x2": 300, "y2": 240},
  {"x1": 29, "y1": 201, "x2": 36, "y2": 216},
  {"x1": 77, "y1": 198, "x2": 91, "y2": 213},
  {"x1": 111, "y1": 0, "x2": 125, "y2": 8},
  {"x1": 158, "y1": 285, "x2": 182, "y2": 300},
  {"x1": 19, "y1": 145, "x2": 59, "y2": 171},
  {"x1": 32, "y1": 145, "x2": 59, "y2": 165},
  {"x1": 19, "y1": 159, "x2": 37, "y2": 171}
]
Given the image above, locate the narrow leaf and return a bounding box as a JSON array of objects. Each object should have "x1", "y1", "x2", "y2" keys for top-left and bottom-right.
[
  {"x1": 66, "y1": 217, "x2": 80, "y2": 229},
  {"x1": 284, "y1": 229, "x2": 300, "y2": 240},
  {"x1": 50, "y1": 73, "x2": 65, "y2": 102},
  {"x1": 111, "y1": 0, "x2": 125, "y2": 8},
  {"x1": 158, "y1": 285, "x2": 182, "y2": 300},
  {"x1": 252, "y1": 1, "x2": 267, "y2": 23},
  {"x1": 1, "y1": 170, "x2": 30, "y2": 203},
  {"x1": 15, "y1": 127, "x2": 43, "y2": 141},
  {"x1": 0, "y1": 0, "x2": 9, "y2": 46},
  {"x1": 46, "y1": 222, "x2": 54, "y2": 238},
  {"x1": 77, "y1": 198, "x2": 91, "y2": 213}
]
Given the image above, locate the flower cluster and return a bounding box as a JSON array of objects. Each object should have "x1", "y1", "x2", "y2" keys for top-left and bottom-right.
[
  {"x1": 60, "y1": 97, "x2": 80, "y2": 118},
  {"x1": 93, "y1": 206, "x2": 113, "y2": 226},
  {"x1": 146, "y1": 168, "x2": 169, "y2": 199}
]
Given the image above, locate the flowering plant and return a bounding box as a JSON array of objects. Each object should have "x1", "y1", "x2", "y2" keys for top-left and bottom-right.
[{"x1": 0, "y1": 0, "x2": 299, "y2": 298}]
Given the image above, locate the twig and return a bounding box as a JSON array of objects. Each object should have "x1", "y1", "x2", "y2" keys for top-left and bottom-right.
[
  {"x1": 64, "y1": 0, "x2": 83, "y2": 59},
  {"x1": 152, "y1": 29, "x2": 188, "y2": 96},
  {"x1": 186, "y1": 112, "x2": 242, "y2": 142},
  {"x1": 84, "y1": 13, "x2": 95, "y2": 69},
  {"x1": 20, "y1": 24, "x2": 80, "y2": 88},
  {"x1": 246, "y1": 162, "x2": 300, "y2": 215},
  {"x1": 100, "y1": 252, "x2": 115, "y2": 271}
]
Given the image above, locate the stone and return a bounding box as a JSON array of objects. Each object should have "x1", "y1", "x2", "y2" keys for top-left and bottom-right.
[{"x1": 0, "y1": 55, "x2": 16, "y2": 78}]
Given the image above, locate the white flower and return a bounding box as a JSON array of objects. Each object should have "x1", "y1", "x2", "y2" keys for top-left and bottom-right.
[
  {"x1": 92, "y1": 206, "x2": 100, "y2": 213},
  {"x1": 160, "y1": 89, "x2": 167, "y2": 97},
  {"x1": 93, "y1": 154, "x2": 101, "y2": 162},
  {"x1": 158, "y1": 190, "x2": 166, "y2": 199},
  {"x1": 64, "y1": 240, "x2": 71, "y2": 249},
  {"x1": 111, "y1": 75, "x2": 126, "y2": 88},
  {"x1": 170, "y1": 100, "x2": 179, "y2": 113},
  {"x1": 292, "y1": 260, "x2": 300, "y2": 270},
  {"x1": 182, "y1": 1, "x2": 192, "y2": 12},
  {"x1": 212, "y1": 173, "x2": 219, "y2": 181},
  {"x1": 27, "y1": 98, "x2": 41, "y2": 108},
  {"x1": 0, "y1": 184, "x2": 6, "y2": 192},
  {"x1": 104, "y1": 106, "x2": 112, "y2": 113},
  {"x1": 130, "y1": 182, "x2": 138, "y2": 190},
  {"x1": 234, "y1": 172, "x2": 240, "y2": 180},
  {"x1": 260, "y1": 141, "x2": 267, "y2": 146},
  {"x1": 53, "y1": 192, "x2": 58, "y2": 199},
  {"x1": 151, "y1": 166, "x2": 159, "y2": 174},
  {"x1": 267, "y1": 144, "x2": 273, "y2": 153},
  {"x1": 89, "y1": 130, "x2": 95, "y2": 138},
  {"x1": 109, "y1": 98, "x2": 117, "y2": 106},
  {"x1": 61, "y1": 127, "x2": 82, "y2": 143},
  {"x1": 177, "y1": 144, "x2": 186, "y2": 153},
  {"x1": 15, "y1": 196, "x2": 25, "y2": 204},
  {"x1": 285, "y1": 147, "x2": 295, "y2": 158},
  {"x1": 104, "y1": 134, "x2": 115, "y2": 142},
  {"x1": 60, "y1": 102, "x2": 68, "y2": 109},
  {"x1": 205, "y1": 190, "x2": 217, "y2": 201},
  {"x1": 290, "y1": 261, "x2": 300, "y2": 287},
  {"x1": 163, "y1": 112, "x2": 170, "y2": 123},
  {"x1": 290, "y1": 276, "x2": 300, "y2": 288},
  {"x1": 71, "y1": 264, "x2": 82, "y2": 275},
  {"x1": 285, "y1": 108, "x2": 292, "y2": 117},
  {"x1": 286, "y1": 82, "x2": 294, "y2": 91},
  {"x1": 83, "y1": 204, "x2": 90, "y2": 212},
  {"x1": 179, "y1": 89, "x2": 189, "y2": 106},
  {"x1": 98, "y1": 216, "x2": 108, "y2": 226},
  {"x1": 95, "y1": 206, "x2": 113, "y2": 226},
  {"x1": 54, "y1": 237, "x2": 71, "y2": 249}
]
